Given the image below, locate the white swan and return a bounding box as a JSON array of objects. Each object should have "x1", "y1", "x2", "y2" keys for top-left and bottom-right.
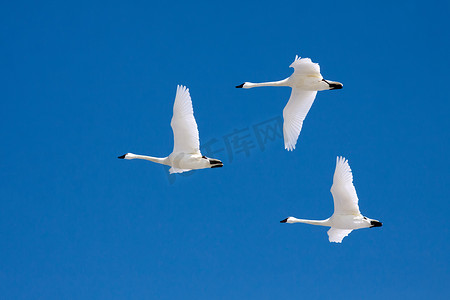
[
  {"x1": 236, "y1": 55, "x2": 343, "y2": 151},
  {"x1": 118, "y1": 85, "x2": 223, "y2": 174},
  {"x1": 280, "y1": 156, "x2": 382, "y2": 243}
]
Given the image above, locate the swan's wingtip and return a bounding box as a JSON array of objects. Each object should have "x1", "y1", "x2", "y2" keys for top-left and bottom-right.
[
  {"x1": 236, "y1": 83, "x2": 245, "y2": 88},
  {"x1": 285, "y1": 145, "x2": 295, "y2": 151},
  {"x1": 330, "y1": 240, "x2": 343, "y2": 244},
  {"x1": 177, "y1": 84, "x2": 188, "y2": 91},
  {"x1": 118, "y1": 154, "x2": 126, "y2": 159},
  {"x1": 280, "y1": 218, "x2": 288, "y2": 223}
]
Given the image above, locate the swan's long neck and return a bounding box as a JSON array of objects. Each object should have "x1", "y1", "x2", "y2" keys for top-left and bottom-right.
[
  {"x1": 131, "y1": 154, "x2": 170, "y2": 166},
  {"x1": 245, "y1": 78, "x2": 289, "y2": 88},
  {"x1": 290, "y1": 217, "x2": 330, "y2": 227}
]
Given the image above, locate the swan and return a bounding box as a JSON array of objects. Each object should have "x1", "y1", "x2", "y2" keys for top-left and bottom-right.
[
  {"x1": 236, "y1": 55, "x2": 343, "y2": 151},
  {"x1": 280, "y1": 156, "x2": 382, "y2": 243},
  {"x1": 118, "y1": 85, "x2": 223, "y2": 174}
]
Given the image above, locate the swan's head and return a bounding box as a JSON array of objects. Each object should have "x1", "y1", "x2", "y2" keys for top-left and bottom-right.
[
  {"x1": 321, "y1": 78, "x2": 343, "y2": 91},
  {"x1": 118, "y1": 153, "x2": 137, "y2": 160},
  {"x1": 202, "y1": 156, "x2": 223, "y2": 168},
  {"x1": 280, "y1": 217, "x2": 297, "y2": 224},
  {"x1": 362, "y1": 216, "x2": 382, "y2": 228},
  {"x1": 235, "y1": 82, "x2": 252, "y2": 89}
]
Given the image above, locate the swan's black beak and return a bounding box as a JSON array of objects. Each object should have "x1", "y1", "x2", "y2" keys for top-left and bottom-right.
[
  {"x1": 209, "y1": 159, "x2": 222, "y2": 165},
  {"x1": 118, "y1": 154, "x2": 126, "y2": 159},
  {"x1": 236, "y1": 83, "x2": 245, "y2": 88},
  {"x1": 322, "y1": 79, "x2": 343, "y2": 90},
  {"x1": 329, "y1": 83, "x2": 343, "y2": 90},
  {"x1": 280, "y1": 218, "x2": 288, "y2": 223},
  {"x1": 209, "y1": 159, "x2": 223, "y2": 168},
  {"x1": 370, "y1": 220, "x2": 383, "y2": 228}
]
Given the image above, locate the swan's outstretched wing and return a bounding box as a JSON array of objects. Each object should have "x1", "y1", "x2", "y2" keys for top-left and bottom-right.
[
  {"x1": 327, "y1": 228, "x2": 353, "y2": 243},
  {"x1": 282, "y1": 89, "x2": 317, "y2": 151},
  {"x1": 289, "y1": 55, "x2": 321, "y2": 76},
  {"x1": 170, "y1": 85, "x2": 201, "y2": 155},
  {"x1": 330, "y1": 156, "x2": 361, "y2": 215}
]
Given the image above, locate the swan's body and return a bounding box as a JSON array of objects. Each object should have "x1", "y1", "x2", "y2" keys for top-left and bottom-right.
[
  {"x1": 118, "y1": 85, "x2": 223, "y2": 174},
  {"x1": 280, "y1": 157, "x2": 382, "y2": 243},
  {"x1": 236, "y1": 55, "x2": 343, "y2": 151}
]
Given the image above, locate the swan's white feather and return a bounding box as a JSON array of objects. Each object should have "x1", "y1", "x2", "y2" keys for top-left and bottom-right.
[
  {"x1": 282, "y1": 89, "x2": 317, "y2": 151},
  {"x1": 330, "y1": 156, "x2": 360, "y2": 215},
  {"x1": 169, "y1": 167, "x2": 192, "y2": 174},
  {"x1": 170, "y1": 85, "x2": 201, "y2": 155},
  {"x1": 289, "y1": 55, "x2": 321, "y2": 76},
  {"x1": 327, "y1": 228, "x2": 353, "y2": 243}
]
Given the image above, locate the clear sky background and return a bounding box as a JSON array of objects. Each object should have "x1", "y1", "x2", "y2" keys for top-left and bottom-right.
[{"x1": 1, "y1": 0, "x2": 449, "y2": 299}]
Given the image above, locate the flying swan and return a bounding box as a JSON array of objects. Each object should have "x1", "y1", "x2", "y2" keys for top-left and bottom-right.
[
  {"x1": 236, "y1": 55, "x2": 343, "y2": 151},
  {"x1": 118, "y1": 85, "x2": 223, "y2": 173},
  {"x1": 280, "y1": 156, "x2": 382, "y2": 243}
]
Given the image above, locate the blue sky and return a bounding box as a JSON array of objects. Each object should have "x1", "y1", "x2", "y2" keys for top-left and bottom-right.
[{"x1": 1, "y1": 0, "x2": 449, "y2": 299}]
